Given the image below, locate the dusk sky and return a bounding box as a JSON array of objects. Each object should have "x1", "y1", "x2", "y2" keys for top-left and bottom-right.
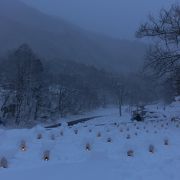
[{"x1": 22, "y1": 0, "x2": 176, "y2": 39}]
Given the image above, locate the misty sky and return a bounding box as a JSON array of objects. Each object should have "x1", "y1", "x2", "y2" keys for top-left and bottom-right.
[{"x1": 23, "y1": 0, "x2": 177, "y2": 39}]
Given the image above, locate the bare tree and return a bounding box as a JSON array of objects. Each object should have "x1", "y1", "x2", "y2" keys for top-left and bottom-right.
[
  {"x1": 136, "y1": 4, "x2": 180, "y2": 77},
  {"x1": 113, "y1": 78, "x2": 126, "y2": 117},
  {"x1": 0, "y1": 44, "x2": 44, "y2": 125}
]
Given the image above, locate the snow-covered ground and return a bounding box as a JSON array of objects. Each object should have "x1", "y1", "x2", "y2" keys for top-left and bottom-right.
[{"x1": 0, "y1": 100, "x2": 180, "y2": 180}]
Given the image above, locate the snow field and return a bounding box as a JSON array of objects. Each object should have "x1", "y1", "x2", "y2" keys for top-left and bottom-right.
[{"x1": 0, "y1": 118, "x2": 179, "y2": 169}]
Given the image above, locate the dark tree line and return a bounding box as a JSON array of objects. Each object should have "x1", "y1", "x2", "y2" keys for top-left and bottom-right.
[{"x1": 0, "y1": 44, "x2": 157, "y2": 127}]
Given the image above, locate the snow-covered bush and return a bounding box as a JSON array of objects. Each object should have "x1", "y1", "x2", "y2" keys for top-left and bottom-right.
[
  {"x1": 0, "y1": 157, "x2": 8, "y2": 168},
  {"x1": 33, "y1": 125, "x2": 45, "y2": 139},
  {"x1": 50, "y1": 134, "x2": 55, "y2": 140},
  {"x1": 85, "y1": 143, "x2": 91, "y2": 151},
  {"x1": 74, "y1": 129, "x2": 78, "y2": 135},
  {"x1": 97, "y1": 132, "x2": 101, "y2": 138},
  {"x1": 149, "y1": 145, "x2": 155, "y2": 153},
  {"x1": 37, "y1": 133, "x2": 43, "y2": 140},
  {"x1": 126, "y1": 134, "x2": 131, "y2": 139},
  {"x1": 127, "y1": 150, "x2": 134, "y2": 157},
  {"x1": 43, "y1": 150, "x2": 50, "y2": 161},
  {"x1": 107, "y1": 137, "x2": 112, "y2": 143},
  {"x1": 164, "y1": 139, "x2": 169, "y2": 146},
  {"x1": 20, "y1": 140, "x2": 27, "y2": 151}
]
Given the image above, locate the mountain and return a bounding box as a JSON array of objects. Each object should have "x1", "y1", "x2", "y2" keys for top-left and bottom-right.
[{"x1": 0, "y1": 0, "x2": 146, "y2": 73}]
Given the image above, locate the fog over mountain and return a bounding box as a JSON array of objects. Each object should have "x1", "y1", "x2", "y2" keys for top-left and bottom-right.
[
  {"x1": 22, "y1": 0, "x2": 174, "y2": 39},
  {"x1": 0, "y1": 0, "x2": 146, "y2": 73}
]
